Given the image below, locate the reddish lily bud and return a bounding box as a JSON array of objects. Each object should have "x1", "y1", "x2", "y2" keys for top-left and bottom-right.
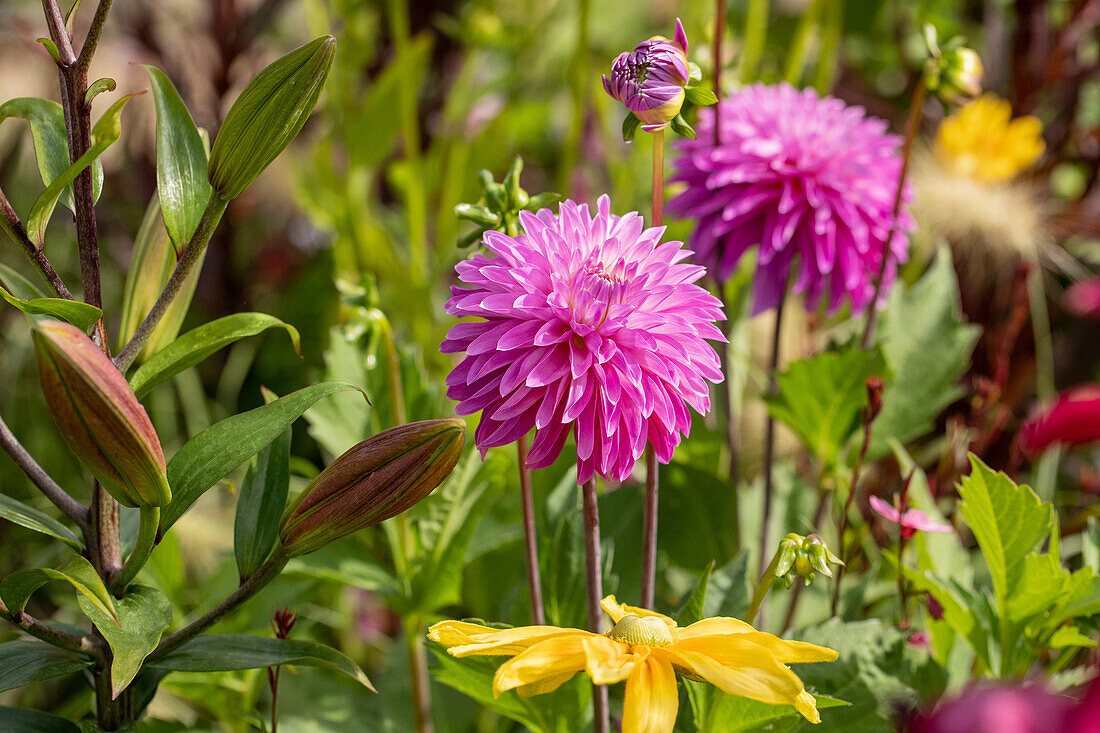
[
  {"x1": 33, "y1": 320, "x2": 171, "y2": 508},
  {"x1": 279, "y1": 418, "x2": 465, "y2": 556}
]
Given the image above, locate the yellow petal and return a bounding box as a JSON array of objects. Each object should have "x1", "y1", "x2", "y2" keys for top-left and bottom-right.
[
  {"x1": 428, "y1": 620, "x2": 587, "y2": 657},
  {"x1": 582, "y1": 635, "x2": 646, "y2": 685},
  {"x1": 601, "y1": 596, "x2": 677, "y2": 631},
  {"x1": 675, "y1": 617, "x2": 754, "y2": 638},
  {"x1": 493, "y1": 634, "x2": 589, "y2": 697},
  {"x1": 622, "y1": 656, "x2": 679, "y2": 733},
  {"x1": 675, "y1": 623, "x2": 838, "y2": 664},
  {"x1": 661, "y1": 647, "x2": 820, "y2": 723}
]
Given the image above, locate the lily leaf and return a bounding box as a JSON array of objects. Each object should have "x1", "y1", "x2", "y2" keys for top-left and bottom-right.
[
  {"x1": 0, "y1": 493, "x2": 83, "y2": 550},
  {"x1": 0, "y1": 555, "x2": 116, "y2": 623},
  {"x1": 0, "y1": 640, "x2": 91, "y2": 693},
  {"x1": 0, "y1": 285, "x2": 102, "y2": 330},
  {"x1": 78, "y1": 585, "x2": 172, "y2": 698}
]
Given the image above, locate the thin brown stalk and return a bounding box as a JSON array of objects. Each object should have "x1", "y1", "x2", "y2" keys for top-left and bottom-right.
[
  {"x1": 0, "y1": 597, "x2": 101, "y2": 656},
  {"x1": 582, "y1": 476, "x2": 609, "y2": 733},
  {"x1": 0, "y1": 186, "x2": 73, "y2": 299},
  {"x1": 759, "y1": 294, "x2": 786, "y2": 585},
  {"x1": 0, "y1": 413, "x2": 89, "y2": 531},
  {"x1": 517, "y1": 436, "x2": 546, "y2": 624}
]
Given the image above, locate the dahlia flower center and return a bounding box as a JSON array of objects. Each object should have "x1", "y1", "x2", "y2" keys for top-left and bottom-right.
[{"x1": 608, "y1": 614, "x2": 675, "y2": 647}]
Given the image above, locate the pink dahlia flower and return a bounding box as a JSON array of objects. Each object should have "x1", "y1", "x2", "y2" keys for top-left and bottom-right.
[
  {"x1": 602, "y1": 19, "x2": 690, "y2": 132},
  {"x1": 669, "y1": 83, "x2": 914, "y2": 315},
  {"x1": 442, "y1": 196, "x2": 725, "y2": 484},
  {"x1": 869, "y1": 495, "x2": 952, "y2": 539}
]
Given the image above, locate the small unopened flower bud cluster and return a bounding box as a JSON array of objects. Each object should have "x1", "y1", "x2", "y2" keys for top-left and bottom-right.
[
  {"x1": 454, "y1": 156, "x2": 561, "y2": 248},
  {"x1": 921, "y1": 24, "x2": 983, "y2": 106},
  {"x1": 773, "y1": 533, "x2": 844, "y2": 589}
]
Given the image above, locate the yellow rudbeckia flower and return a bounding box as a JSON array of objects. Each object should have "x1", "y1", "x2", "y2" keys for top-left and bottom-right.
[
  {"x1": 935, "y1": 94, "x2": 1045, "y2": 183},
  {"x1": 428, "y1": 596, "x2": 838, "y2": 732}
]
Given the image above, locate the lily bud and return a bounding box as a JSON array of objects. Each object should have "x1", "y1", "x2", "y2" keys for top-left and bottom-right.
[
  {"x1": 208, "y1": 35, "x2": 336, "y2": 200},
  {"x1": 279, "y1": 418, "x2": 465, "y2": 556},
  {"x1": 33, "y1": 320, "x2": 171, "y2": 508}
]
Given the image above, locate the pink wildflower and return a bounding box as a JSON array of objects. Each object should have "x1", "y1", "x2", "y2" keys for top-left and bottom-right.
[
  {"x1": 1018, "y1": 384, "x2": 1100, "y2": 456},
  {"x1": 669, "y1": 83, "x2": 913, "y2": 314},
  {"x1": 869, "y1": 495, "x2": 952, "y2": 539},
  {"x1": 442, "y1": 196, "x2": 725, "y2": 484}
]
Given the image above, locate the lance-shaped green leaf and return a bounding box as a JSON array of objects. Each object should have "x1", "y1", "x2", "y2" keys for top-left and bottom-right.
[
  {"x1": 148, "y1": 634, "x2": 374, "y2": 690},
  {"x1": 115, "y1": 195, "x2": 205, "y2": 365},
  {"x1": 0, "y1": 493, "x2": 83, "y2": 550},
  {"x1": 129, "y1": 313, "x2": 301, "y2": 398},
  {"x1": 27, "y1": 93, "x2": 140, "y2": 246},
  {"x1": 0, "y1": 640, "x2": 92, "y2": 694},
  {"x1": 279, "y1": 418, "x2": 465, "y2": 557},
  {"x1": 235, "y1": 425, "x2": 291, "y2": 580},
  {"x1": 0, "y1": 705, "x2": 81, "y2": 732},
  {"x1": 143, "y1": 65, "x2": 212, "y2": 251},
  {"x1": 34, "y1": 320, "x2": 171, "y2": 508},
  {"x1": 162, "y1": 381, "x2": 363, "y2": 532},
  {"x1": 78, "y1": 585, "x2": 171, "y2": 698},
  {"x1": 0, "y1": 97, "x2": 103, "y2": 215},
  {"x1": 0, "y1": 286, "x2": 102, "y2": 329},
  {"x1": 208, "y1": 36, "x2": 335, "y2": 199},
  {"x1": 0, "y1": 554, "x2": 116, "y2": 623},
  {"x1": 0, "y1": 263, "x2": 46, "y2": 300}
]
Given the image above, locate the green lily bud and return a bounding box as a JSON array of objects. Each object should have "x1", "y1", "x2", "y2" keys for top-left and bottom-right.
[
  {"x1": 208, "y1": 35, "x2": 336, "y2": 200},
  {"x1": 33, "y1": 321, "x2": 171, "y2": 508},
  {"x1": 279, "y1": 418, "x2": 465, "y2": 556}
]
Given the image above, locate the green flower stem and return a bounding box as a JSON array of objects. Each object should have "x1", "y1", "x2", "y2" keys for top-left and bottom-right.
[
  {"x1": 759, "y1": 289, "x2": 787, "y2": 614},
  {"x1": 745, "y1": 549, "x2": 781, "y2": 626},
  {"x1": 152, "y1": 547, "x2": 288, "y2": 659},
  {"x1": 115, "y1": 194, "x2": 228, "y2": 373},
  {"x1": 737, "y1": 0, "x2": 770, "y2": 82},
  {"x1": 110, "y1": 506, "x2": 159, "y2": 595},
  {"x1": 0, "y1": 412, "x2": 89, "y2": 531},
  {"x1": 1028, "y1": 265, "x2": 1060, "y2": 501},
  {"x1": 517, "y1": 436, "x2": 546, "y2": 624},
  {"x1": 0, "y1": 186, "x2": 73, "y2": 299},
  {"x1": 641, "y1": 129, "x2": 664, "y2": 611},
  {"x1": 582, "y1": 475, "x2": 610, "y2": 733},
  {"x1": 0, "y1": 597, "x2": 102, "y2": 657},
  {"x1": 861, "y1": 77, "x2": 927, "y2": 350}
]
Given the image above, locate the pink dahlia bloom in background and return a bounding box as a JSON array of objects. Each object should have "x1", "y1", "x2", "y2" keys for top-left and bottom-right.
[
  {"x1": 602, "y1": 19, "x2": 690, "y2": 132},
  {"x1": 869, "y1": 495, "x2": 952, "y2": 539},
  {"x1": 442, "y1": 196, "x2": 725, "y2": 484},
  {"x1": 1018, "y1": 384, "x2": 1100, "y2": 456},
  {"x1": 1065, "y1": 275, "x2": 1100, "y2": 319},
  {"x1": 911, "y1": 678, "x2": 1100, "y2": 733},
  {"x1": 669, "y1": 83, "x2": 914, "y2": 315}
]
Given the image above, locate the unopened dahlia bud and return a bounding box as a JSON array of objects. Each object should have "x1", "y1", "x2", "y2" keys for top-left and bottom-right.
[
  {"x1": 773, "y1": 533, "x2": 843, "y2": 588},
  {"x1": 922, "y1": 25, "x2": 983, "y2": 107},
  {"x1": 602, "y1": 19, "x2": 690, "y2": 132},
  {"x1": 208, "y1": 36, "x2": 335, "y2": 200},
  {"x1": 279, "y1": 418, "x2": 465, "y2": 556},
  {"x1": 33, "y1": 320, "x2": 171, "y2": 508}
]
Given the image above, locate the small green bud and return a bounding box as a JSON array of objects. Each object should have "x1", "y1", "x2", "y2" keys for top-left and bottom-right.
[
  {"x1": 34, "y1": 321, "x2": 171, "y2": 508},
  {"x1": 208, "y1": 36, "x2": 336, "y2": 200},
  {"x1": 278, "y1": 418, "x2": 465, "y2": 556},
  {"x1": 771, "y1": 533, "x2": 843, "y2": 588},
  {"x1": 454, "y1": 203, "x2": 501, "y2": 228},
  {"x1": 922, "y1": 26, "x2": 982, "y2": 107}
]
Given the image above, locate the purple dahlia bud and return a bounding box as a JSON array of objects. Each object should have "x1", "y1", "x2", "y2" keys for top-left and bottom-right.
[
  {"x1": 602, "y1": 18, "x2": 690, "y2": 132},
  {"x1": 278, "y1": 418, "x2": 465, "y2": 557},
  {"x1": 33, "y1": 320, "x2": 171, "y2": 508}
]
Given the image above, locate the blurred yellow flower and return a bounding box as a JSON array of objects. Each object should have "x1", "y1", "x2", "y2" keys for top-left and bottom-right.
[
  {"x1": 935, "y1": 94, "x2": 1044, "y2": 182},
  {"x1": 428, "y1": 596, "x2": 837, "y2": 732}
]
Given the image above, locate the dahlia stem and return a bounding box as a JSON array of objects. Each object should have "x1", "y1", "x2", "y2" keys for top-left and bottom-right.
[
  {"x1": 860, "y1": 77, "x2": 926, "y2": 350},
  {"x1": 759, "y1": 291, "x2": 787, "y2": 621},
  {"x1": 639, "y1": 129, "x2": 665, "y2": 612},
  {"x1": 718, "y1": 288, "x2": 741, "y2": 550},
  {"x1": 745, "y1": 546, "x2": 781, "y2": 626},
  {"x1": 581, "y1": 475, "x2": 609, "y2": 733},
  {"x1": 517, "y1": 436, "x2": 546, "y2": 624},
  {"x1": 713, "y1": 0, "x2": 727, "y2": 147}
]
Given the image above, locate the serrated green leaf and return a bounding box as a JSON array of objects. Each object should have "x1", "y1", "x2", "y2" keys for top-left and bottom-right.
[
  {"x1": 957, "y1": 456, "x2": 1054, "y2": 604},
  {"x1": 0, "y1": 704, "x2": 81, "y2": 732},
  {"x1": 234, "y1": 426, "x2": 290, "y2": 580},
  {"x1": 129, "y1": 313, "x2": 300, "y2": 397},
  {"x1": 148, "y1": 634, "x2": 374, "y2": 690},
  {"x1": 676, "y1": 561, "x2": 714, "y2": 626},
  {"x1": 1048, "y1": 625, "x2": 1096, "y2": 649},
  {"x1": 78, "y1": 585, "x2": 171, "y2": 698},
  {"x1": 162, "y1": 382, "x2": 362, "y2": 532},
  {"x1": 142, "y1": 66, "x2": 212, "y2": 252},
  {"x1": 1006, "y1": 552, "x2": 1069, "y2": 622},
  {"x1": 0, "y1": 555, "x2": 116, "y2": 623},
  {"x1": 0, "y1": 494, "x2": 83, "y2": 550},
  {"x1": 657, "y1": 460, "x2": 739, "y2": 569},
  {"x1": 0, "y1": 285, "x2": 102, "y2": 329},
  {"x1": 0, "y1": 97, "x2": 103, "y2": 214},
  {"x1": 765, "y1": 347, "x2": 886, "y2": 468},
  {"x1": 0, "y1": 640, "x2": 91, "y2": 693},
  {"x1": 26, "y1": 94, "x2": 139, "y2": 246},
  {"x1": 869, "y1": 248, "x2": 980, "y2": 457}
]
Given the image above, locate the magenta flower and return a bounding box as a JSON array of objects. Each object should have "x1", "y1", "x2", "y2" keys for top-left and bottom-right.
[
  {"x1": 669, "y1": 83, "x2": 914, "y2": 315},
  {"x1": 602, "y1": 19, "x2": 690, "y2": 132},
  {"x1": 442, "y1": 196, "x2": 725, "y2": 484},
  {"x1": 1018, "y1": 384, "x2": 1100, "y2": 456},
  {"x1": 1065, "y1": 276, "x2": 1100, "y2": 319},
  {"x1": 911, "y1": 681, "x2": 1099, "y2": 733},
  {"x1": 869, "y1": 495, "x2": 952, "y2": 539}
]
